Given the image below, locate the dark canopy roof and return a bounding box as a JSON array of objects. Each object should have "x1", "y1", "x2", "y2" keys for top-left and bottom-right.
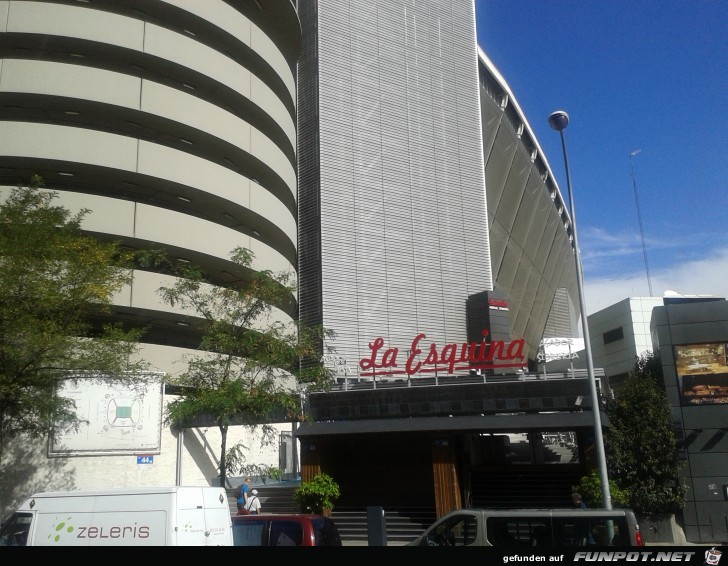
[{"x1": 295, "y1": 411, "x2": 606, "y2": 438}]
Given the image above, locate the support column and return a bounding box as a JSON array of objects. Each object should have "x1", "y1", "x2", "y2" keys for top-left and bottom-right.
[{"x1": 432, "y1": 435, "x2": 462, "y2": 518}]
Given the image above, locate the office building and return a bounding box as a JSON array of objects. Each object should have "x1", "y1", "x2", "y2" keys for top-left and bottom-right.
[{"x1": 652, "y1": 298, "x2": 728, "y2": 544}]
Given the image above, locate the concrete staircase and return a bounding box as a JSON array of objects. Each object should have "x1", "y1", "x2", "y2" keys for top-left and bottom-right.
[
  {"x1": 331, "y1": 507, "x2": 436, "y2": 545},
  {"x1": 226, "y1": 482, "x2": 300, "y2": 515}
]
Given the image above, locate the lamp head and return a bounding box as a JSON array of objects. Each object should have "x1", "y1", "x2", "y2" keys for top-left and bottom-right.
[{"x1": 548, "y1": 110, "x2": 569, "y2": 132}]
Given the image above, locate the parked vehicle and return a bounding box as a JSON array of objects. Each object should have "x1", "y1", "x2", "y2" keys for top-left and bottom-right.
[
  {"x1": 407, "y1": 508, "x2": 644, "y2": 547},
  {"x1": 0, "y1": 486, "x2": 233, "y2": 546},
  {"x1": 231, "y1": 513, "x2": 342, "y2": 546}
]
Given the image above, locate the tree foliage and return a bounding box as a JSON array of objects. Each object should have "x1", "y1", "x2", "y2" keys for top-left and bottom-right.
[
  {"x1": 145, "y1": 246, "x2": 335, "y2": 487},
  {"x1": 604, "y1": 353, "x2": 687, "y2": 514},
  {"x1": 573, "y1": 469, "x2": 630, "y2": 509},
  {"x1": 0, "y1": 176, "x2": 146, "y2": 461}
]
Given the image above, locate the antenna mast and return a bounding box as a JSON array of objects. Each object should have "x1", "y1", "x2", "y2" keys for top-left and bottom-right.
[{"x1": 629, "y1": 149, "x2": 653, "y2": 296}]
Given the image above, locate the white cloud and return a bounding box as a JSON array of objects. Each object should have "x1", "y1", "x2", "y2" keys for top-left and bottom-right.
[{"x1": 584, "y1": 245, "x2": 728, "y2": 316}]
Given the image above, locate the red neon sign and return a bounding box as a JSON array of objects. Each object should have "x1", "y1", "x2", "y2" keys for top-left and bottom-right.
[{"x1": 359, "y1": 330, "x2": 525, "y2": 377}]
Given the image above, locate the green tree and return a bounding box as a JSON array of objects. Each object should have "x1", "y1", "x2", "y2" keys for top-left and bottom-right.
[
  {"x1": 0, "y1": 176, "x2": 146, "y2": 461},
  {"x1": 604, "y1": 353, "x2": 687, "y2": 514},
  {"x1": 148, "y1": 246, "x2": 334, "y2": 488}
]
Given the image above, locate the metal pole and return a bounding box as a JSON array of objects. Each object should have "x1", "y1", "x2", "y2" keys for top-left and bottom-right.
[
  {"x1": 175, "y1": 427, "x2": 183, "y2": 486},
  {"x1": 292, "y1": 420, "x2": 299, "y2": 479},
  {"x1": 549, "y1": 111, "x2": 612, "y2": 510},
  {"x1": 569, "y1": 341, "x2": 575, "y2": 378},
  {"x1": 629, "y1": 149, "x2": 653, "y2": 296}
]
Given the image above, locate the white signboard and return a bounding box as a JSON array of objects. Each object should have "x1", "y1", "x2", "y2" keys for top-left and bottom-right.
[
  {"x1": 321, "y1": 354, "x2": 359, "y2": 377},
  {"x1": 537, "y1": 338, "x2": 584, "y2": 363},
  {"x1": 49, "y1": 373, "x2": 164, "y2": 456}
]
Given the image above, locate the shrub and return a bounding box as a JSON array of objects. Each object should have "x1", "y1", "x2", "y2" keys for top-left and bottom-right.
[
  {"x1": 293, "y1": 473, "x2": 340, "y2": 514},
  {"x1": 573, "y1": 469, "x2": 630, "y2": 508}
]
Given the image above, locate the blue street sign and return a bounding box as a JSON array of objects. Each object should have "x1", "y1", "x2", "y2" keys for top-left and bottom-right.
[{"x1": 137, "y1": 455, "x2": 154, "y2": 464}]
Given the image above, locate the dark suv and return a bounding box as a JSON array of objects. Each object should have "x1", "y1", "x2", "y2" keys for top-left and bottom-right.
[{"x1": 231, "y1": 513, "x2": 342, "y2": 546}]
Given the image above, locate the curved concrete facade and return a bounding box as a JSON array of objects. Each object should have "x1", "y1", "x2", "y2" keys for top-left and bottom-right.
[
  {"x1": 479, "y1": 48, "x2": 579, "y2": 363},
  {"x1": 0, "y1": 0, "x2": 302, "y2": 372}
]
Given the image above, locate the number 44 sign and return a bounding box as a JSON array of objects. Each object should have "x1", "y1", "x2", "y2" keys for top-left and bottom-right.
[{"x1": 137, "y1": 455, "x2": 154, "y2": 464}]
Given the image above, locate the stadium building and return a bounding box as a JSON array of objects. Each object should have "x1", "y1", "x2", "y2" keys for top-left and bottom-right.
[
  {"x1": 294, "y1": 0, "x2": 593, "y2": 521},
  {"x1": 9, "y1": 1, "x2": 722, "y2": 546},
  {"x1": 1, "y1": 0, "x2": 588, "y2": 527}
]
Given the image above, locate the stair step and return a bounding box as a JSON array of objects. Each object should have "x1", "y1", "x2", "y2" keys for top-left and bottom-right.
[{"x1": 330, "y1": 508, "x2": 435, "y2": 543}]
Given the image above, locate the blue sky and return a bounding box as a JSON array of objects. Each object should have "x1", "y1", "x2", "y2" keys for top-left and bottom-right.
[{"x1": 475, "y1": 0, "x2": 728, "y2": 315}]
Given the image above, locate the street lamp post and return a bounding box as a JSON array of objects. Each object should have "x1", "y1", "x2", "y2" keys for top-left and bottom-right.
[{"x1": 548, "y1": 110, "x2": 612, "y2": 510}]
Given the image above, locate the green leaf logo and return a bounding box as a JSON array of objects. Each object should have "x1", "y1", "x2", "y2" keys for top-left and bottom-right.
[{"x1": 48, "y1": 517, "x2": 75, "y2": 543}]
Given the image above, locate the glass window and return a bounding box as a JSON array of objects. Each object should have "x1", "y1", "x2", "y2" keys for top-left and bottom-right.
[
  {"x1": 270, "y1": 521, "x2": 303, "y2": 546},
  {"x1": 0, "y1": 513, "x2": 32, "y2": 546},
  {"x1": 312, "y1": 518, "x2": 342, "y2": 546},
  {"x1": 603, "y1": 327, "x2": 624, "y2": 345},
  {"x1": 425, "y1": 514, "x2": 478, "y2": 546},
  {"x1": 554, "y1": 516, "x2": 628, "y2": 546},
  {"x1": 231, "y1": 519, "x2": 266, "y2": 546},
  {"x1": 487, "y1": 517, "x2": 552, "y2": 546}
]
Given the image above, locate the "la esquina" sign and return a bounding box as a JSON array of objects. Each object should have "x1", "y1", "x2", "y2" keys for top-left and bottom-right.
[{"x1": 359, "y1": 330, "x2": 525, "y2": 377}]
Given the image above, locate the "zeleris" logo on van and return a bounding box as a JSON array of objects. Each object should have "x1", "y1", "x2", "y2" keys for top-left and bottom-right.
[{"x1": 48, "y1": 516, "x2": 151, "y2": 543}]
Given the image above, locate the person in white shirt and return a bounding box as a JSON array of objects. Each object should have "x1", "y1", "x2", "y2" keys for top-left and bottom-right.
[{"x1": 245, "y1": 489, "x2": 262, "y2": 514}]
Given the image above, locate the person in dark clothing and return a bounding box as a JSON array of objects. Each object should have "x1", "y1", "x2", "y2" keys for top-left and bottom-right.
[
  {"x1": 572, "y1": 492, "x2": 595, "y2": 544},
  {"x1": 572, "y1": 492, "x2": 587, "y2": 509}
]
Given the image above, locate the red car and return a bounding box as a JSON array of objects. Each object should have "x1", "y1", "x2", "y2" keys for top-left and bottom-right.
[{"x1": 231, "y1": 513, "x2": 342, "y2": 546}]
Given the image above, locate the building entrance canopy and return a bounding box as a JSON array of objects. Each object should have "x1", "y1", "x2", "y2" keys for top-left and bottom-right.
[{"x1": 295, "y1": 411, "x2": 606, "y2": 438}]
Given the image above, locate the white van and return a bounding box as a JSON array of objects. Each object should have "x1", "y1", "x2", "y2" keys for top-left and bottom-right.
[
  {"x1": 407, "y1": 508, "x2": 645, "y2": 547},
  {"x1": 0, "y1": 486, "x2": 233, "y2": 546}
]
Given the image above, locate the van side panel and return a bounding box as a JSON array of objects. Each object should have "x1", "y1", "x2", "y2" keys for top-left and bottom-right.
[
  {"x1": 175, "y1": 508, "x2": 206, "y2": 546},
  {"x1": 31, "y1": 510, "x2": 168, "y2": 545},
  {"x1": 9, "y1": 487, "x2": 232, "y2": 546}
]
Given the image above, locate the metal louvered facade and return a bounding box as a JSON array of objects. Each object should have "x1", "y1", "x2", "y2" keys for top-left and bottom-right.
[
  {"x1": 298, "y1": 0, "x2": 492, "y2": 378},
  {"x1": 478, "y1": 49, "x2": 579, "y2": 361}
]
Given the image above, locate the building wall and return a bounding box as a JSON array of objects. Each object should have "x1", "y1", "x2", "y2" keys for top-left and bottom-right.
[
  {"x1": 297, "y1": 0, "x2": 493, "y2": 379},
  {"x1": 587, "y1": 297, "x2": 664, "y2": 392},
  {"x1": 652, "y1": 299, "x2": 728, "y2": 544},
  {"x1": 0, "y1": 408, "x2": 291, "y2": 524}
]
